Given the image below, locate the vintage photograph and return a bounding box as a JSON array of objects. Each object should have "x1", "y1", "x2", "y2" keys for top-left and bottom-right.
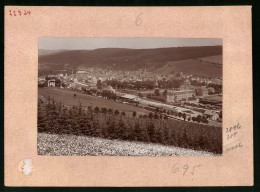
[{"x1": 37, "y1": 37, "x2": 222, "y2": 156}]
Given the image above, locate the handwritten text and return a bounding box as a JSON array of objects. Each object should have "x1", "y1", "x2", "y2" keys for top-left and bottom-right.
[
  {"x1": 172, "y1": 163, "x2": 202, "y2": 176},
  {"x1": 9, "y1": 10, "x2": 31, "y2": 16}
]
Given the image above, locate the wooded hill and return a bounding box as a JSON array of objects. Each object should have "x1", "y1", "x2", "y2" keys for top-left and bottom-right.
[{"x1": 38, "y1": 46, "x2": 222, "y2": 77}]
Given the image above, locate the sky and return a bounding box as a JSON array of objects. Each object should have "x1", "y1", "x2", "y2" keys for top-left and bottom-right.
[{"x1": 39, "y1": 37, "x2": 222, "y2": 50}]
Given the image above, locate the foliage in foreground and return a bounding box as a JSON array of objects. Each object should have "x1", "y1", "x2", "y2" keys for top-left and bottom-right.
[
  {"x1": 38, "y1": 97, "x2": 222, "y2": 154},
  {"x1": 38, "y1": 132, "x2": 215, "y2": 156}
]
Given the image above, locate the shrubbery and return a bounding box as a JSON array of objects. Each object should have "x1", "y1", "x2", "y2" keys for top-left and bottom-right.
[{"x1": 38, "y1": 97, "x2": 222, "y2": 154}]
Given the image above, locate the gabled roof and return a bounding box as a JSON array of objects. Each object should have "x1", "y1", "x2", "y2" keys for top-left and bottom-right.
[{"x1": 121, "y1": 94, "x2": 138, "y2": 100}]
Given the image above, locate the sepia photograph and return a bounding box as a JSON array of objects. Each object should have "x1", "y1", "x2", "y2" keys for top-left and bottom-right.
[{"x1": 37, "y1": 37, "x2": 223, "y2": 156}]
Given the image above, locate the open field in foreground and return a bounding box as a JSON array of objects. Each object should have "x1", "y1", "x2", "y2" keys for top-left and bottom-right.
[
  {"x1": 38, "y1": 133, "x2": 215, "y2": 156},
  {"x1": 39, "y1": 87, "x2": 149, "y2": 115}
]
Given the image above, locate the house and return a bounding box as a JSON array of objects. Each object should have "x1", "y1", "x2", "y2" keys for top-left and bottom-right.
[
  {"x1": 166, "y1": 90, "x2": 195, "y2": 103},
  {"x1": 204, "y1": 110, "x2": 220, "y2": 120},
  {"x1": 196, "y1": 86, "x2": 208, "y2": 96},
  {"x1": 73, "y1": 77, "x2": 78, "y2": 82},
  {"x1": 117, "y1": 93, "x2": 140, "y2": 103},
  {"x1": 180, "y1": 79, "x2": 192, "y2": 90},
  {"x1": 76, "y1": 70, "x2": 87, "y2": 74},
  {"x1": 199, "y1": 95, "x2": 222, "y2": 106},
  {"x1": 38, "y1": 77, "x2": 46, "y2": 85},
  {"x1": 207, "y1": 87, "x2": 215, "y2": 94},
  {"x1": 67, "y1": 83, "x2": 75, "y2": 88},
  {"x1": 211, "y1": 78, "x2": 222, "y2": 85},
  {"x1": 47, "y1": 79, "x2": 55, "y2": 87},
  {"x1": 103, "y1": 85, "x2": 116, "y2": 93}
]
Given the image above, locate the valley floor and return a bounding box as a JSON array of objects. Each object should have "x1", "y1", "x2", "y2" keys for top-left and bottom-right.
[{"x1": 38, "y1": 132, "x2": 215, "y2": 156}]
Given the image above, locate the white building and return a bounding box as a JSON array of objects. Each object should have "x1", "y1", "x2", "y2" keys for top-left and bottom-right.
[{"x1": 48, "y1": 79, "x2": 55, "y2": 87}]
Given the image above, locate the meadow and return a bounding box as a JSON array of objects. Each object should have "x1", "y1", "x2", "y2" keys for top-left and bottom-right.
[
  {"x1": 38, "y1": 132, "x2": 215, "y2": 156},
  {"x1": 39, "y1": 87, "x2": 149, "y2": 115}
]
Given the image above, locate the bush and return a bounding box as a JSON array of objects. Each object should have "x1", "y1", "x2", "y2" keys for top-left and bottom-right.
[{"x1": 114, "y1": 110, "x2": 120, "y2": 115}]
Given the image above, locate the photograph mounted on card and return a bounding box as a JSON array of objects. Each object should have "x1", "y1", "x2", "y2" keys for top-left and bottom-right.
[
  {"x1": 37, "y1": 37, "x2": 223, "y2": 157},
  {"x1": 4, "y1": 6, "x2": 252, "y2": 186}
]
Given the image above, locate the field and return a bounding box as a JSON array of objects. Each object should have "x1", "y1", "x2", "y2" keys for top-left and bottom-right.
[
  {"x1": 156, "y1": 59, "x2": 222, "y2": 78},
  {"x1": 38, "y1": 132, "x2": 215, "y2": 156},
  {"x1": 198, "y1": 55, "x2": 222, "y2": 64},
  {"x1": 39, "y1": 87, "x2": 149, "y2": 115}
]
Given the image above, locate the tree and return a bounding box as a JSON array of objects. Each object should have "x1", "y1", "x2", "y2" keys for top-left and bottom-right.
[
  {"x1": 108, "y1": 108, "x2": 113, "y2": 114},
  {"x1": 121, "y1": 111, "x2": 126, "y2": 116},
  {"x1": 132, "y1": 111, "x2": 137, "y2": 117},
  {"x1": 37, "y1": 100, "x2": 47, "y2": 132},
  {"x1": 163, "y1": 89, "x2": 167, "y2": 97},
  {"x1": 114, "y1": 110, "x2": 120, "y2": 115},
  {"x1": 78, "y1": 102, "x2": 83, "y2": 115},
  {"x1": 154, "y1": 88, "x2": 160, "y2": 96},
  {"x1": 149, "y1": 112, "x2": 154, "y2": 119},
  {"x1": 116, "y1": 118, "x2": 127, "y2": 139},
  {"x1": 143, "y1": 115, "x2": 148, "y2": 118},
  {"x1": 94, "y1": 106, "x2": 100, "y2": 113},
  {"x1": 97, "y1": 79, "x2": 102, "y2": 89},
  {"x1": 180, "y1": 128, "x2": 188, "y2": 147},
  {"x1": 147, "y1": 123, "x2": 155, "y2": 142},
  {"x1": 107, "y1": 117, "x2": 117, "y2": 139},
  {"x1": 154, "y1": 113, "x2": 159, "y2": 119},
  {"x1": 197, "y1": 115, "x2": 202, "y2": 122},
  {"x1": 219, "y1": 111, "x2": 222, "y2": 118},
  {"x1": 182, "y1": 113, "x2": 187, "y2": 121},
  {"x1": 101, "y1": 107, "x2": 107, "y2": 114}
]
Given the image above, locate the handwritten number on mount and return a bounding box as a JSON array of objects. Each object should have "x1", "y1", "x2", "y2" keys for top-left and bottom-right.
[
  {"x1": 183, "y1": 164, "x2": 188, "y2": 176},
  {"x1": 191, "y1": 164, "x2": 202, "y2": 175},
  {"x1": 135, "y1": 13, "x2": 143, "y2": 26},
  {"x1": 172, "y1": 164, "x2": 179, "y2": 173},
  {"x1": 172, "y1": 163, "x2": 202, "y2": 176},
  {"x1": 9, "y1": 10, "x2": 31, "y2": 16}
]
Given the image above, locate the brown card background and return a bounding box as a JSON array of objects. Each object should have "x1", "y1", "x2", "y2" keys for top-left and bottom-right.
[{"x1": 4, "y1": 6, "x2": 253, "y2": 186}]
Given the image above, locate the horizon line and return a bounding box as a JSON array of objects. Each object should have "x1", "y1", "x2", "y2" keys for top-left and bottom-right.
[{"x1": 39, "y1": 45, "x2": 222, "y2": 51}]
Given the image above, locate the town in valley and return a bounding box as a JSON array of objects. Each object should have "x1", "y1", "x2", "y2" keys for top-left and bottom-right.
[
  {"x1": 38, "y1": 38, "x2": 223, "y2": 156},
  {"x1": 38, "y1": 66, "x2": 222, "y2": 127}
]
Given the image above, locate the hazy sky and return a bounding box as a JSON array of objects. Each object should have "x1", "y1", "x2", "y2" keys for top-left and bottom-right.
[{"x1": 39, "y1": 37, "x2": 222, "y2": 50}]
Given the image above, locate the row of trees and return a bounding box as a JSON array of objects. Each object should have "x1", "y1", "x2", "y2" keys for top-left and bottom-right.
[
  {"x1": 81, "y1": 88, "x2": 117, "y2": 100},
  {"x1": 38, "y1": 97, "x2": 222, "y2": 154},
  {"x1": 104, "y1": 79, "x2": 184, "y2": 90},
  {"x1": 104, "y1": 78, "x2": 222, "y2": 92}
]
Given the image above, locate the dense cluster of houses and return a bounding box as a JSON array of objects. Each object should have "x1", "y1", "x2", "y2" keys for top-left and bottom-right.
[{"x1": 38, "y1": 68, "x2": 222, "y2": 123}]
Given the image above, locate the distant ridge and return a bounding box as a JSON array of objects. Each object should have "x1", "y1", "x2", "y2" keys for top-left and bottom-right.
[
  {"x1": 38, "y1": 49, "x2": 68, "y2": 56},
  {"x1": 38, "y1": 46, "x2": 222, "y2": 77}
]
